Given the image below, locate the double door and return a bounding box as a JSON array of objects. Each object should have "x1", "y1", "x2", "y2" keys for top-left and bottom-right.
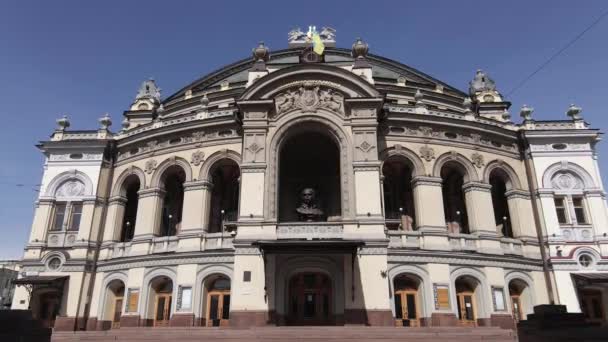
[
  {"x1": 154, "y1": 294, "x2": 172, "y2": 327},
  {"x1": 288, "y1": 273, "x2": 332, "y2": 325},
  {"x1": 206, "y1": 291, "x2": 231, "y2": 327},
  {"x1": 457, "y1": 292, "x2": 476, "y2": 326},
  {"x1": 394, "y1": 290, "x2": 420, "y2": 327}
]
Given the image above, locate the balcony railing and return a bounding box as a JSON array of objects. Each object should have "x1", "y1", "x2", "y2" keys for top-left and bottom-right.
[{"x1": 276, "y1": 223, "x2": 343, "y2": 240}]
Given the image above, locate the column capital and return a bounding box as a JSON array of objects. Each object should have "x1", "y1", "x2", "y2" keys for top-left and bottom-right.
[
  {"x1": 183, "y1": 180, "x2": 213, "y2": 191},
  {"x1": 108, "y1": 195, "x2": 128, "y2": 205},
  {"x1": 240, "y1": 164, "x2": 267, "y2": 173},
  {"x1": 352, "y1": 161, "x2": 381, "y2": 172},
  {"x1": 137, "y1": 187, "x2": 165, "y2": 198},
  {"x1": 505, "y1": 189, "x2": 531, "y2": 200},
  {"x1": 462, "y1": 181, "x2": 492, "y2": 193},
  {"x1": 411, "y1": 176, "x2": 442, "y2": 187}
]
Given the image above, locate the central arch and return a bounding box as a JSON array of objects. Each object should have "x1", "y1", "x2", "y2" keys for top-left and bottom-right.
[{"x1": 267, "y1": 114, "x2": 354, "y2": 220}]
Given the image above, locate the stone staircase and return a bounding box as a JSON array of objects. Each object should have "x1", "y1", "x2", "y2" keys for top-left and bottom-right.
[{"x1": 52, "y1": 326, "x2": 517, "y2": 342}]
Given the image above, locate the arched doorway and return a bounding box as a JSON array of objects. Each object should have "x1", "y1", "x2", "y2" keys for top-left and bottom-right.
[
  {"x1": 382, "y1": 157, "x2": 415, "y2": 230},
  {"x1": 489, "y1": 169, "x2": 513, "y2": 238},
  {"x1": 147, "y1": 276, "x2": 173, "y2": 327},
  {"x1": 287, "y1": 272, "x2": 332, "y2": 325},
  {"x1": 579, "y1": 288, "x2": 605, "y2": 324},
  {"x1": 441, "y1": 163, "x2": 470, "y2": 234},
  {"x1": 32, "y1": 289, "x2": 62, "y2": 328},
  {"x1": 102, "y1": 279, "x2": 125, "y2": 329},
  {"x1": 159, "y1": 166, "x2": 185, "y2": 236},
  {"x1": 455, "y1": 276, "x2": 480, "y2": 326},
  {"x1": 120, "y1": 175, "x2": 140, "y2": 242},
  {"x1": 202, "y1": 275, "x2": 231, "y2": 327},
  {"x1": 208, "y1": 160, "x2": 240, "y2": 233},
  {"x1": 278, "y1": 130, "x2": 341, "y2": 222},
  {"x1": 508, "y1": 279, "x2": 532, "y2": 323},
  {"x1": 393, "y1": 274, "x2": 422, "y2": 327}
]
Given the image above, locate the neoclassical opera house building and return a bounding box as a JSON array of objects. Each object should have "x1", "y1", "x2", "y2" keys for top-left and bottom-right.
[{"x1": 11, "y1": 29, "x2": 608, "y2": 331}]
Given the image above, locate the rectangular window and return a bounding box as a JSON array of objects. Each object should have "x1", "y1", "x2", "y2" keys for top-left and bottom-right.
[
  {"x1": 52, "y1": 203, "x2": 67, "y2": 231},
  {"x1": 572, "y1": 197, "x2": 587, "y2": 224},
  {"x1": 554, "y1": 197, "x2": 568, "y2": 224},
  {"x1": 68, "y1": 203, "x2": 83, "y2": 231}
]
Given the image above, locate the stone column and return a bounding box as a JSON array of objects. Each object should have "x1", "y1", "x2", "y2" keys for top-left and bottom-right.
[
  {"x1": 28, "y1": 198, "x2": 54, "y2": 244},
  {"x1": 344, "y1": 245, "x2": 392, "y2": 326},
  {"x1": 505, "y1": 190, "x2": 536, "y2": 238},
  {"x1": 170, "y1": 264, "x2": 198, "y2": 326},
  {"x1": 76, "y1": 197, "x2": 100, "y2": 242},
  {"x1": 412, "y1": 176, "x2": 449, "y2": 250},
  {"x1": 230, "y1": 245, "x2": 268, "y2": 326},
  {"x1": 178, "y1": 180, "x2": 213, "y2": 252},
  {"x1": 130, "y1": 188, "x2": 164, "y2": 255},
  {"x1": 102, "y1": 196, "x2": 126, "y2": 243},
  {"x1": 463, "y1": 182, "x2": 501, "y2": 254}
]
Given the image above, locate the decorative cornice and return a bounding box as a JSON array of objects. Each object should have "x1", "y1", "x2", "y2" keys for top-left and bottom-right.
[
  {"x1": 387, "y1": 251, "x2": 543, "y2": 271},
  {"x1": 240, "y1": 164, "x2": 267, "y2": 173}
]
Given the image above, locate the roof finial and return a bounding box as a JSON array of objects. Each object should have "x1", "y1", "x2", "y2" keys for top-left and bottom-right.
[
  {"x1": 56, "y1": 115, "x2": 70, "y2": 131},
  {"x1": 566, "y1": 103, "x2": 582, "y2": 120}
]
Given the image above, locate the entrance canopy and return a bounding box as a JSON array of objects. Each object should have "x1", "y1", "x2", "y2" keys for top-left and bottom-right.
[
  {"x1": 572, "y1": 273, "x2": 608, "y2": 286},
  {"x1": 253, "y1": 240, "x2": 364, "y2": 254},
  {"x1": 13, "y1": 276, "x2": 68, "y2": 285}
]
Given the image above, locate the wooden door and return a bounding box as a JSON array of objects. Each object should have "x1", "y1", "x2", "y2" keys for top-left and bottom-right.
[
  {"x1": 457, "y1": 292, "x2": 476, "y2": 326},
  {"x1": 288, "y1": 273, "x2": 332, "y2": 325},
  {"x1": 38, "y1": 293, "x2": 60, "y2": 328},
  {"x1": 394, "y1": 290, "x2": 420, "y2": 327},
  {"x1": 206, "y1": 291, "x2": 231, "y2": 326},
  {"x1": 112, "y1": 298, "x2": 123, "y2": 328},
  {"x1": 154, "y1": 294, "x2": 172, "y2": 327},
  {"x1": 580, "y1": 291, "x2": 604, "y2": 324},
  {"x1": 511, "y1": 295, "x2": 522, "y2": 322}
]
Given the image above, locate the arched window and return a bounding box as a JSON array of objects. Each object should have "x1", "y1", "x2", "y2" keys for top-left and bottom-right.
[
  {"x1": 120, "y1": 175, "x2": 140, "y2": 242},
  {"x1": 489, "y1": 170, "x2": 513, "y2": 238},
  {"x1": 382, "y1": 157, "x2": 415, "y2": 230},
  {"x1": 550, "y1": 171, "x2": 589, "y2": 226},
  {"x1": 50, "y1": 179, "x2": 86, "y2": 232},
  {"x1": 441, "y1": 163, "x2": 469, "y2": 234},
  {"x1": 209, "y1": 160, "x2": 240, "y2": 233},
  {"x1": 160, "y1": 166, "x2": 185, "y2": 236}
]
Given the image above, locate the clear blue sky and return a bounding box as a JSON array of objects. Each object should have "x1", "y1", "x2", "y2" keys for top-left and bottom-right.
[{"x1": 1, "y1": 1, "x2": 607, "y2": 258}]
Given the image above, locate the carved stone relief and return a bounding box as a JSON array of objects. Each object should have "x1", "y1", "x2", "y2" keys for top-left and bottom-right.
[
  {"x1": 471, "y1": 153, "x2": 485, "y2": 168},
  {"x1": 244, "y1": 133, "x2": 266, "y2": 163},
  {"x1": 419, "y1": 145, "x2": 435, "y2": 162},
  {"x1": 274, "y1": 84, "x2": 344, "y2": 115},
  {"x1": 551, "y1": 172, "x2": 583, "y2": 190},
  {"x1": 353, "y1": 131, "x2": 377, "y2": 161},
  {"x1": 190, "y1": 151, "x2": 205, "y2": 166},
  {"x1": 56, "y1": 180, "x2": 85, "y2": 197},
  {"x1": 145, "y1": 159, "x2": 158, "y2": 174}
]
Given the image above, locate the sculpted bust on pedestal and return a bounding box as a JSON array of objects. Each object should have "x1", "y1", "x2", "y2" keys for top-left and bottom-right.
[{"x1": 296, "y1": 188, "x2": 324, "y2": 222}]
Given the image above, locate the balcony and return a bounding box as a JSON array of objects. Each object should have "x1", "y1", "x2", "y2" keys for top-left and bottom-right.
[
  {"x1": 448, "y1": 233, "x2": 477, "y2": 252},
  {"x1": 500, "y1": 238, "x2": 524, "y2": 255}
]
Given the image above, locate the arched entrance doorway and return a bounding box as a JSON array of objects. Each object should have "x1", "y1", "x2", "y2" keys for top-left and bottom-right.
[
  {"x1": 508, "y1": 279, "x2": 532, "y2": 323},
  {"x1": 33, "y1": 290, "x2": 62, "y2": 328},
  {"x1": 278, "y1": 129, "x2": 341, "y2": 222},
  {"x1": 393, "y1": 274, "x2": 422, "y2": 327},
  {"x1": 147, "y1": 276, "x2": 173, "y2": 327},
  {"x1": 287, "y1": 272, "x2": 332, "y2": 325},
  {"x1": 102, "y1": 279, "x2": 125, "y2": 329},
  {"x1": 455, "y1": 276, "x2": 480, "y2": 326},
  {"x1": 203, "y1": 275, "x2": 231, "y2": 327}
]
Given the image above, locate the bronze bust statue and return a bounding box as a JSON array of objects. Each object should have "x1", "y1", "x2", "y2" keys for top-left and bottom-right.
[{"x1": 296, "y1": 188, "x2": 324, "y2": 221}]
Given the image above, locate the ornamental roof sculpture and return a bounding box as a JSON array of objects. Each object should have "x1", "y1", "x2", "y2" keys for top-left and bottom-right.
[
  {"x1": 288, "y1": 26, "x2": 336, "y2": 48},
  {"x1": 468, "y1": 69, "x2": 504, "y2": 104}
]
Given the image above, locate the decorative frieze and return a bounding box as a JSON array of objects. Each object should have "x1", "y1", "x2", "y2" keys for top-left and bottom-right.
[{"x1": 274, "y1": 84, "x2": 344, "y2": 115}]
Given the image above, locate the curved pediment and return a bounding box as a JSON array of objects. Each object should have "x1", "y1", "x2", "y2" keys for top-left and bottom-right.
[{"x1": 240, "y1": 64, "x2": 381, "y2": 101}]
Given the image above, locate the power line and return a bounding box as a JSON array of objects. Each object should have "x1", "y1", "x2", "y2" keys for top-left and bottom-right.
[{"x1": 506, "y1": 8, "x2": 608, "y2": 97}]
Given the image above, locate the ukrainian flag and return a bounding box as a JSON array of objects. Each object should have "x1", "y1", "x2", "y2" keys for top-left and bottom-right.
[{"x1": 312, "y1": 32, "x2": 325, "y2": 55}]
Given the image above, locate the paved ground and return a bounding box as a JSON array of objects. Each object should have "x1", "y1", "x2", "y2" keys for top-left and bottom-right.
[{"x1": 52, "y1": 326, "x2": 517, "y2": 342}]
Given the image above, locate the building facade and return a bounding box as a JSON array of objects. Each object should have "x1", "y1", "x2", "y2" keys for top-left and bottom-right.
[
  {"x1": 0, "y1": 260, "x2": 20, "y2": 310},
  {"x1": 10, "y1": 29, "x2": 608, "y2": 330}
]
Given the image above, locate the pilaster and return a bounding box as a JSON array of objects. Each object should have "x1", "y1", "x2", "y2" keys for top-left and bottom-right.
[
  {"x1": 412, "y1": 176, "x2": 450, "y2": 250},
  {"x1": 463, "y1": 182, "x2": 502, "y2": 254},
  {"x1": 102, "y1": 196, "x2": 127, "y2": 243}
]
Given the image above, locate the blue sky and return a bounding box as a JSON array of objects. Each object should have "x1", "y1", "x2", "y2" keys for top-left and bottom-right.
[{"x1": 0, "y1": 1, "x2": 607, "y2": 258}]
